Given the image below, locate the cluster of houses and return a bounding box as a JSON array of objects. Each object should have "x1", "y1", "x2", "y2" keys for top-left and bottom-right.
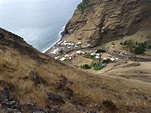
[
  {"x1": 56, "y1": 50, "x2": 85, "y2": 61},
  {"x1": 54, "y1": 49, "x2": 119, "y2": 62},
  {"x1": 113, "y1": 50, "x2": 129, "y2": 56},
  {"x1": 101, "y1": 53, "x2": 119, "y2": 62},
  {"x1": 50, "y1": 40, "x2": 83, "y2": 56},
  {"x1": 90, "y1": 52, "x2": 101, "y2": 59},
  {"x1": 50, "y1": 40, "x2": 93, "y2": 56},
  {"x1": 57, "y1": 40, "x2": 82, "y2": 49},
  {"x1": 49, "y1": 40, "x2": 120, "y2": 63},
  {"x1": 59, "y1": 52, "x2": 77, "y2": 61}
]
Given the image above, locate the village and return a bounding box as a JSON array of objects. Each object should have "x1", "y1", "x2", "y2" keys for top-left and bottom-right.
[
  {"x1": 47, "y1": 34, "x2": 151, "y2": 71},
  {"x1": 47, "y1": 40, "x2": 135, "y2": 71}
]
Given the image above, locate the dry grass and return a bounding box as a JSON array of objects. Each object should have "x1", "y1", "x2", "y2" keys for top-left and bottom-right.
[{"x1": 0, "y1": 28, "x2": 151, "y2": 112}]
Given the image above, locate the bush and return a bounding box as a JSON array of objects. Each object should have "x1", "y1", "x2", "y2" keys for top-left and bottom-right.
[
  {"x1": 77, "y1": 0, "x2": 90, "y2": 12},
  {"x1": 133, "y1": 42, "x2": 146, "y2": 54},
  {"x1": 124, "y1": 40, "x2": 136, "y2": 52},
  {"x1": 93, "y1": 64, "x2": 104, "y2": 71},
  {"x1": 148, "y1": 45, "x2": 151, "y2": 49},
  {"x1": 91, "y1": 62, "x2": 107, "y2": 71},
  {"x1": 144, "y1": 40, "x2": 151, "y2": 49},
  {"x1": 122, "y1": 40, "x2": 148, "y2": 54},
  {"x1": 102, "y1": 100, "x2": 117, "y2": 111},
  {"x1": 95, "y1": 49, "x2": 106, "y2": 53},
  {"x1": 78, "y1": 3, "x2": 85, "y2": 12},
  {"x1": 83, "y1": 53, "x2": 94, "y2": 59},
  {"x1": 80, "y1": 64, "x2": 91, "y2": 69},
  {"x1": 111, "y1": 42, "x2": 115, "y2": 45},
  {"x1": 134, "y1": 44, "x2": 145, "y2": 54}
]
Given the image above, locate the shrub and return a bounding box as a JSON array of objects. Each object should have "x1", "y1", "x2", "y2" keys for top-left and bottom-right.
[
  {"x1": 77, "y1": 0, "x2": 90, "y2": 12},
  {"x1": 95, "y1": 49, "x2": 106, "y2": 53},
  {"x1": 111, "y1": 42, "x2": 115, "y2": 45},
  {"x1": 134, "y1": 42, "x2": 146, "y2": 54},
  {"x1": 122, "y1": 40, "x2": 140, "y2": 52},
  {"x1": 102, "y1": 100, "x2": 117, "y2": 111},
  {"x1": 80, "y1": 64, "x2": 91, "y2": 69},
  {"x1": 134, "y1": 44, "x2": 145, "y2": 54},
  {"x1": 91, "y1": 62, "x2": 107, "y2": 71},
  {"x1": 93, "y1": 64, "x2": 104, "y2": 71},
  {"x1": 77, "y1": 4, "x2": 85, "y2": 12},
  {"x1": 122, "y1": 40, "x2": 147, "y2": 54},
  {"x1": 124, "y1": 40, "x2": 136, "y2": 52},
  {"x1": 144, "y1": 40, "x2": 151, "y2": 49},
  {"x1": 83, "y1": 53, "x2": 94, "y2": 59},
  {"x1": 148, "y1": 45, "x2": 151, "y2": 49}
]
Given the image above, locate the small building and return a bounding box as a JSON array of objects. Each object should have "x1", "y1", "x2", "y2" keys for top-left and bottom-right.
[
  {"x1": 70, "y1": 53, "x2": 77, "y2": 58},
  {"x1": 115, "y1": 58, "x2": 119, "y2": 61},
  {"x1": 110, "y1": 58, "x2": 115, "y2": 62},
  {"x1": 103, "y1": 57, "x2": 107, "y2": 60},
  {"x1": 77, "y1": 41, "x2": 82, "y2": 45},
  {"x1": 57, "y1": 41, "x2": 62, "y2": 45},
  {"x1": 60, "y1": 57, "x2": 66, "y2": 61},
  {"x1": 71, "y1": 43, "x2": 75, "y2": 46},
  {"x1": 75, "y1": 45, "x2": 79, "y2": 48},
  {"x1": 95, "y1": 56, "x2": 101, "y2": 59},
  {"x1": 68, "y1": 46, "x2": 71, "y2": 49},
  {"x1": 91, "y1": 53, "x2": 96, "y2": 56},
  {"x1": 96, "y1": 53, "x2": 100, "y2": 56},
  {"x1": 64, "y1": 54, "x2": 70, "y2": 58},
  {"x1": 76, "y1": 50, "x2": 82, "y2": 55},
  {"x1": 51, "y1": 48, "x2": 59, "y2": 55},
  {"x1": 55, "y1": 56, "x2": 59, "y2": 60},
  {"x1": 86, "y1": 43, "x2": 91, "y2": 47},
  {"x1": 76, "y1": 50, "x2": 85, "y2": 55}
]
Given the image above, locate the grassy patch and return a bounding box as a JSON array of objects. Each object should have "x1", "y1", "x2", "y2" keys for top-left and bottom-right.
[
  {"x1": 77, "y1": 0, "x2": 90, "y2": 12},
  {"x1": 83, "y1": 53, "x2": 95, "y2": 59},
  {"x1": 121, "y1": 40, "x2": 150, "y2": 54},
  {"x1": 91, "y1": 62, "x2": 107, "y2": 71},
  {"x1": 134, "y1": 43, "x2": 145, "y2": 54}
]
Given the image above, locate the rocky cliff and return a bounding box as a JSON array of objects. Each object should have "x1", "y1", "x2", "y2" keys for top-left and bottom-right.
[{"x1": 65, "y1": 0, "x2": 151, "y2": 47}]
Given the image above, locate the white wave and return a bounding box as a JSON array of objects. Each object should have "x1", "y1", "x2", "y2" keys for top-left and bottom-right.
[{"x1": 42, "y1": 25, "x2": 65, "y2": 53}]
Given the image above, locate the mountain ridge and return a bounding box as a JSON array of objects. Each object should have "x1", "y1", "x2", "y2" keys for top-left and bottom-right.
[{"x1": 64, "y1": 0, "x2": 151, "y2": 47}]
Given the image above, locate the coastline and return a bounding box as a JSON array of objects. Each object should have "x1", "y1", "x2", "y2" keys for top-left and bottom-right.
[{"x1": 43, "y1": 26, "x2": 66, "y2": 54}]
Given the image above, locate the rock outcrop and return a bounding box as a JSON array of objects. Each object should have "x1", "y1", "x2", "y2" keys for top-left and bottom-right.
[{"x1": 65, "y1": 0, "x2": 151, "y2": 47}]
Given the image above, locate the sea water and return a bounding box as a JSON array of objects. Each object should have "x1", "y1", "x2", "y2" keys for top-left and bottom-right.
[{"x1": 0, "y1": 0, "x2": 81, "y2": 52}]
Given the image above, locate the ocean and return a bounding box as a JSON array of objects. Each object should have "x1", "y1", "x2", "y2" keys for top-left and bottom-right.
[{"x1": 0, "y1": 0, "x2": 81, "y2": 52}]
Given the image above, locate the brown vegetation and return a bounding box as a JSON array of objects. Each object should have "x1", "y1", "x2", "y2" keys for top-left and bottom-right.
[{"x1": 0, "y1": 24, "x2": 151, "y2": 112}]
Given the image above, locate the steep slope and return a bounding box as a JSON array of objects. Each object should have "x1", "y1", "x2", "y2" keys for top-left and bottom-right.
[
  {"x1": 0, "y1": 28, "x2": 151, "y2": 113},
  {"x1": 64, "y1": 0, "x2": 151, "y2": 47}
]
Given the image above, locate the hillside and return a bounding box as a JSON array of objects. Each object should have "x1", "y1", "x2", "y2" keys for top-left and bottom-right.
[
  {"x1": 64, "y1": 0, "x2": 151, "y2": 47},
  {"x1": 0, "y1": 0, "x2": 151, "y2": 113},
  {"x1": 0, "y1": 26, "x2": 151, "y2": 113}
]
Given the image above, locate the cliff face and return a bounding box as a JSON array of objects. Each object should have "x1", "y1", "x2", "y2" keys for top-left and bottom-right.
[{"x1": 65, "y1": 0, "x2": 151, "y2": 47}]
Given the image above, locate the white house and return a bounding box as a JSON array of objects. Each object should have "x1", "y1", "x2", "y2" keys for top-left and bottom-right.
[
  {"x1": 110, "y1": 58, "x2": 115, "y2": 62},
  {"x1": 77, "y1": 41, "x2": 82, "y2": 45},
  {"x1": 60, "y1": 57, "x2": 66, "y2": 61},
  {"x1": 95, "y1": 56, "x2": 100, "y2": 59}
]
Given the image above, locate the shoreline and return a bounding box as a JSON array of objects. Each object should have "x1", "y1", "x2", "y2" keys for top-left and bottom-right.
[{"x1": 43, "y1": 26, "x2": 66, "y2": 54}]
